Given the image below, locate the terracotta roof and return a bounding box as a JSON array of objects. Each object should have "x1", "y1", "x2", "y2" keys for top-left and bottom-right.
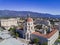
[
  {"x1": 27, "y1": 17, "x2": 33, "y2": 22},
  {"x1": 32, "y1": 29, "x2": 57, "y2": 38}
]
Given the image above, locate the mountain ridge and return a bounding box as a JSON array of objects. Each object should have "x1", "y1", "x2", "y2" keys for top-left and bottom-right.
[{"x1": 0, "y1": 10, "x2": 60, "y2": 18}]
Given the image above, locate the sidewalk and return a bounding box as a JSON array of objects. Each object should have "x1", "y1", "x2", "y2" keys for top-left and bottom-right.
[{"x1": 17, "y1": 38, "x2": 29, "y2": 45}]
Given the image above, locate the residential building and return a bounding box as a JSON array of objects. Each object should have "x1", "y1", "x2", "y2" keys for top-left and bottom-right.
[{"x1": 34, "y1": 19, "x2": 51, "y2": 26}]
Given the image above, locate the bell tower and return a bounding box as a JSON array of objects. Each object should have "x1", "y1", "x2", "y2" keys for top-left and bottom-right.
[{"x1": 23, "y1": 14, "x2": 34, "y2": 41}]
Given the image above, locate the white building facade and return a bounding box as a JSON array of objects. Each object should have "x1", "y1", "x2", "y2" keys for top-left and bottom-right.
[
  {"x1": 47, "y1": 30, "x2": 59, "y2": 45},
  {"x1": 31, "y1": 29, "x2": 59, "y2": 45},
  {"x1": 1, "y1": 18, "x2": 18, "y2": 29}
]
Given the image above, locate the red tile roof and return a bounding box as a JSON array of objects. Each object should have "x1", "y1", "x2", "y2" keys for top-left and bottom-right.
[
  {"x1": 27, "y1": 18, "x2": 33, "y2": 22},
  {"x1": 32, "y1": 29, "x2": 57, "y2": 38}
]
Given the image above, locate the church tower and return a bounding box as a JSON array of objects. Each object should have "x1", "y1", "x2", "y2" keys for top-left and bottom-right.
[{"x1": 23, "y1": 14, "x2": 34, "y2": 41}]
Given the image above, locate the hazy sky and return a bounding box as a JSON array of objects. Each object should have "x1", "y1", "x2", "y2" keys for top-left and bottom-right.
[{"x1": 0, "y1": 0, "x2": 60, "y2": 15}]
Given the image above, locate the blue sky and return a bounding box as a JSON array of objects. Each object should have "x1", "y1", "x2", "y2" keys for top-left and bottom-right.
[{"x1": 0, "y1": 0, "x2": 60, "y2": 15}]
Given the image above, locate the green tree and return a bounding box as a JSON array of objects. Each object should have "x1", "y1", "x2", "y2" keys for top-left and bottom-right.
[
  {"x1": 33, "y1": 38, "x2": 39, "y2": 45},
  {"x1": 42, "y1": 42, "x2": 47, "y2": 45},
  {"x1": 56, "y1": 39, "x2": 60, "y2": 42},
  {"x1": 15, "y1": 33, "x2": 19, "y2": 39},
  {"x1": 58, "y1": 36, "x2": 60, "y2": 39},
  {"x1": 9, "y1": 27, "x2": 19, "y2": 38},
  {"x1": 8, "y1": 28, "x2": 13, "y2": 31}
]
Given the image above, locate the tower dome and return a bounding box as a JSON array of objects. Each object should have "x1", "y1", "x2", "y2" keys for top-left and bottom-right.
[
  {"x1": 27, "y1": 17, "x2": 33, "y2": 22},
  {"x1": 26, "y1": 14, "x2": 33, "y2": 22}
]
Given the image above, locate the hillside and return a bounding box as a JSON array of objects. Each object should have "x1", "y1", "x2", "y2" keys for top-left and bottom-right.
[{"x1": 0, "y1": 10, "x2": 60, "y2": 18}]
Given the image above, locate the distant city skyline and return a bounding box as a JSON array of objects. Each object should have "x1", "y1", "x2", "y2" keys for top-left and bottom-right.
[{"x1": 0, "y1": 0, "x2": 60, "y2": 15}]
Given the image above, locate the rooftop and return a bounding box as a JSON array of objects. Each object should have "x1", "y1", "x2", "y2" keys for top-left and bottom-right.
[
  {"x1": 32, "y1": 28, "x2": 57, "y2": 38},
  {"x1": 27, "y1": 17, "x2": 33, "y2": 22}
]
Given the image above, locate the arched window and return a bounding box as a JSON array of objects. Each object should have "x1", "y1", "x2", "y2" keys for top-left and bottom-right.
[{"x1": 28, "y1": 23, "x2": 30, "y2": 25}]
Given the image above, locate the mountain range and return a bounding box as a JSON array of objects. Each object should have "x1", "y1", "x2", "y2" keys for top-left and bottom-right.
[{"x1": 0, "y1": 10, "x2": 60, "y2": 18}]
